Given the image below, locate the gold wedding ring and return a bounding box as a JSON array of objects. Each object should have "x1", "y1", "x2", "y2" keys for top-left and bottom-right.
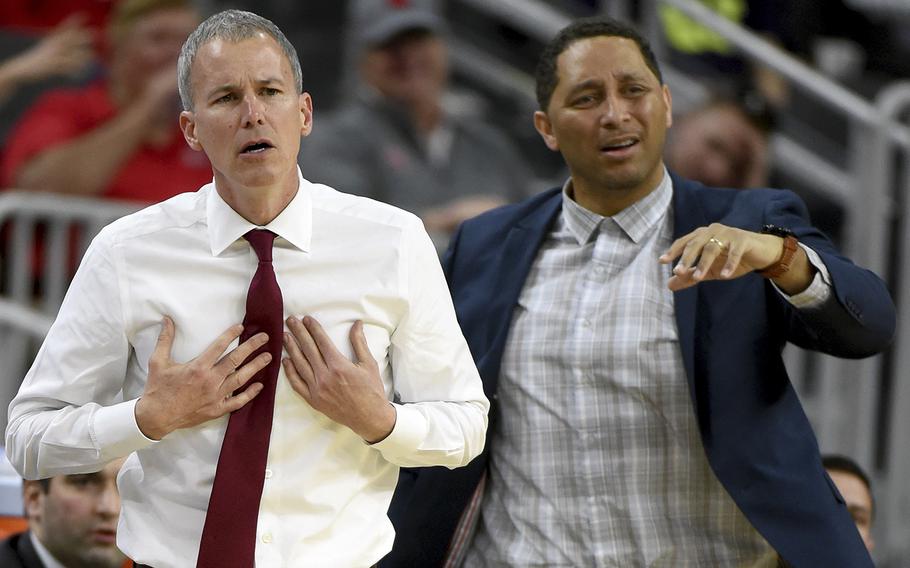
[{"x1": 708, "y1": 237, "x2": 728, "y2": 251}]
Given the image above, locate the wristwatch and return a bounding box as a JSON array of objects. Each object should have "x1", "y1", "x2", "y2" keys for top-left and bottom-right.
[{"x1": 758, "y1": 224, "x2": 798, "y2": 278}]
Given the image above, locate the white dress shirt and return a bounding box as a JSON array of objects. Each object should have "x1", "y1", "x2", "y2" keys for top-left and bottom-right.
[{"x1": 6, "y1": 172, "x2": 489, "y2": 567}]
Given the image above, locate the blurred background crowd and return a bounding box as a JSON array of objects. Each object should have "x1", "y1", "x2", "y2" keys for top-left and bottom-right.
[{"x1": 0, "y1": 0, "x2": 908, "y2": 566}]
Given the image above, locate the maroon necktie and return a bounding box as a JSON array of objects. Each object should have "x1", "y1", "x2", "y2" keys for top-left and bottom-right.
[{"x1": 197, "y1": 229, "x2": 283, "y2": 567}]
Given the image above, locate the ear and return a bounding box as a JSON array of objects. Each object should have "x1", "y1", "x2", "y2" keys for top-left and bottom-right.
[
  {"x1": 533, "y1": 110, "x2": 560, "y2": 152},
  {"x1": 22, "y1": 480, "x2": 44, "y2": 520},
  {"x1": 179, "y1": 110, "x2": 203, "y2": 152},
  {"x1": 299, "y1": 92, "x2": 314, "y2": 138},
  {"x1": 662, "y1": 84, "x2": 673, "y2": 129}
]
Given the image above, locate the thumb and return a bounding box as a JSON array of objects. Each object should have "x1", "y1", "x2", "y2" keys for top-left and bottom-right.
[
  {"x1": 152, "y1": 316, "x2": 176, "y2": 364},
  {"x1": 349, "y1": 321, "x2": 375, "y2": 367}
]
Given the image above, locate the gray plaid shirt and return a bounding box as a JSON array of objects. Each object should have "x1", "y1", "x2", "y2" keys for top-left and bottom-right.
[{"x1": 464, "y1": 173, "x2": 782, "y2": 567}]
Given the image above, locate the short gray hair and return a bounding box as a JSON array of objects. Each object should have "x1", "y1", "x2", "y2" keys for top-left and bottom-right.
[{"x1": 177, "y1": 9, "x2": 303, "y2": 110}]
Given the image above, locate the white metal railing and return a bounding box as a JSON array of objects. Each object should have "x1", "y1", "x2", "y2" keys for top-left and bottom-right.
[{"x1": 0, "y1": 191, "x2": 137, "y2": 434}]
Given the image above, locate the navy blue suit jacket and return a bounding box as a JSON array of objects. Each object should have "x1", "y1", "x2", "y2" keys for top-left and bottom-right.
[
  {"x1": 0, "y1": 531, "x2": 45, "y2": 568},
  {"x1": 382, "y1": 175, "x2": 895, "y2": 568}
]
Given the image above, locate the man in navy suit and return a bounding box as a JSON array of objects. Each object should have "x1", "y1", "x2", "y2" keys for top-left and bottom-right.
[
  {"x1": 0, "y1": 458, "x2": 125, "y2": 568},
  {"x1": 381, "y1": 15, "x2": 895, "y2": 568}
]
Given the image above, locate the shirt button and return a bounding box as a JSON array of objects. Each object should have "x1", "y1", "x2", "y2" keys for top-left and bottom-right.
[
  {"x1": 264, "y1": 468, "x2": 273, "y2": 479},
  {"x1": 261, "y1": 532, "x2": 272, "y2": 544}
]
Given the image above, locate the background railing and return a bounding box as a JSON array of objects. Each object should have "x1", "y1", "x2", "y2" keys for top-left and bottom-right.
[{"x1": 0, "y1": 191, "x2": 137, "y2": 437}]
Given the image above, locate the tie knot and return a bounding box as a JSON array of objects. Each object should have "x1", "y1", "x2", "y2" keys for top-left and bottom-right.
[{"x1": 244, "y1": 229, "x2": 276, "y2": 262}]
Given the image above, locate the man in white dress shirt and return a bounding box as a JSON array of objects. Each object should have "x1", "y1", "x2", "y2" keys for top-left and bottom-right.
[{"x1": 5, "y1": 9, "x2": 488, "y2": 568}]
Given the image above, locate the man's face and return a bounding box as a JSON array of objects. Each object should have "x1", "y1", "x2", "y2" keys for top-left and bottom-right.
[
  {"x1": 827, "y1": 469, "x2": 875, "y2": 552},
  {"x1": 361, "y1": 29, "x2": 448, "y2": 107},
  {"x1": 115, "y1": 7, "x2": 199, "y2": 86},
  {"x1": 535, "y1": 35, "x2": 672, "y2": 203},
  {"x1": 25, "y1": 459, "x2": 126, "y2": 568},
  {"x1": 179, "y1": 33, "x2": 312, "y2": 200}
]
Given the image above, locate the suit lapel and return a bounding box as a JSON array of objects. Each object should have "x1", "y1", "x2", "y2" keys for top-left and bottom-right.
[
  {"x1": 482, "y1": 192, "x2": 563, "y2": 390},
  {"x1": 669, "y1": 175, "x2": 707, "y2": 396}
]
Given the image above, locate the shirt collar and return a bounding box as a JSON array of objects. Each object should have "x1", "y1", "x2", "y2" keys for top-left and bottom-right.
[
  {"x1": 30, "y1": 531, "x2": 67, "y2": 568},
  {"x1": 206, "y1": 167, "x2": 313, "y2": 256},
  {"x1": 561, "y1": 168, "x2": 673, "y2": 245}
]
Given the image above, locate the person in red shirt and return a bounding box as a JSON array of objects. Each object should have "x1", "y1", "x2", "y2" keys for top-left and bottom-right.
[{"x1": 2, "y1": 0, "x2": 207, "y2": 204}]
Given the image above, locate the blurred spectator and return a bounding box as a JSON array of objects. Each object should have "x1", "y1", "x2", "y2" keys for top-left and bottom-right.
[
  {"x1": 1, "y1": 0, "x2": 205, "y2": 204},
  {"x1": 300, "y1": 0, "x2": 529, "y2": 248},
  {"x1": 824, "y1": 454, "x2": 876, "y2": 553},
  {"x1": 665, "y1": 98, "x2": 770, "y2": 188},
  {"x1": 0, "y1": 1, "x2": 113, "y2": 33},
  {"x1": 0, "y1": 16, "x2": 94, "y2": 109},
  {"x1": 0, "y1": 458, "x2": 126, "y2": 568}
]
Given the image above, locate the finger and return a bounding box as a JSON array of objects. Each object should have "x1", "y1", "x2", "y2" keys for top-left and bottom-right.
[
  {"x1": 673, "y1": 236, "x2": 707, "y2": 275},
  {"x1": 693, "y1": 239, "x2": 726, "y2": 279},
  {"x1": 303, "y1": 315, "x2": 347, "y2": 366},
  {"x1": 215, "y1": 332, "x2": 268, "y2": 374},
  {"x1": 223, "y1": 382, "x2": 263, "y2": 414},
  {"x1": 660, "y1": 233, "x2": 696, "y2": 264},
  {"x1": 283, "y1": 330, "x2": 315, "y2": 386},
  {"x1": 349, "y1": 321, "x2": 375, "y2": 367},
  {"x1": 227, "y1": 351, "x2": 272, "y2": 394},
  {"x1": 667, "y1": 272, "x2": 699, "y2": 291},
  {"x1": 151, "y1": 316, "x2": 176, "y2": 365},
  {"x1": 282, "y1": 357, "x2": 311, "y2": 400},
  {"x1": 198, "y1": 324, "x2": 244, "y2": 366},
  {"x1": 287, "y1": 316, "x2": 326, "y2": 372},
  {"x1": 721, "y1": 241, "x2": 745, "y2": 278}
]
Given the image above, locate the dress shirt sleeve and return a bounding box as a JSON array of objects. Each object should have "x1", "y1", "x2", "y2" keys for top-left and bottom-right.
[
  {"x1": 772, "y1": 243, "x2": 832, "y2": 309},
  {"x1": 5, "y1": 232, "x2": 155, "y2": 479},
  {"x1": 370, "y1": 218, "x2": 489, "y2": 468}
]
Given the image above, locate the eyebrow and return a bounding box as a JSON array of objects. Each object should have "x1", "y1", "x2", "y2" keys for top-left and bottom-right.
[
  {"x1": 66, "y1": 473, "x2": 102, "y2": 482},
  {"x1": 564, "y1": 78, "x2": 603, "y2": 98},
  {"x1": 205, "y1": 77, "x2": 286, "y2": 100}
]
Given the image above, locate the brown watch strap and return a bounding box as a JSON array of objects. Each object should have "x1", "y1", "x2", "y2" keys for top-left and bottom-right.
[{"x1": 758, "y1": 235, "x2": 799, "y2": 278}]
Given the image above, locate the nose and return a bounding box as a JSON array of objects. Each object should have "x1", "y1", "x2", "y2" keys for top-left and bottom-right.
[
  {"x1": 599, "y1": 92, "x2": 626, "y2": 127},
  {"x1": 241, "y1": 94, "x2": 266, "y2": 127},
  {"x1": 96, "y1": 482, "x2": 121, "y2": 518}
]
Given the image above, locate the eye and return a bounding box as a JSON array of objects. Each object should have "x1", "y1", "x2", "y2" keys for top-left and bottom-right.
[
  {"x1": 571, "y1": 93, "x2": 598, "y2": 107},
  {"x1": 624, "y1": 84, "x2": 648, "y2": 96},
  {"x1": 67, "y1": 475, "x2": 97, "y2": 488},
  {"x1": 214, "y1": 93, "x2": 236, "y2": 104},
  {"x1": 262, "y1": 87, "x2": 280, "y2": 96}
]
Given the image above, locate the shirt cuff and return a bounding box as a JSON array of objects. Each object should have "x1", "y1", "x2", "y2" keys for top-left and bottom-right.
[
  {"x1": 92, "y1": 399, "x2": 158, "y2": 460},
  {"x1": 773, "y1": 243, "x2": 832, "y2": 309},
  {"x1": 368, "y1": 402, "x2": 428, "y2": 457}
]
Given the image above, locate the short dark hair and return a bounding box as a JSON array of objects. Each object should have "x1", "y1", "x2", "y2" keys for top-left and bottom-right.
[
  {"x1": 535, "y1": 16, "x2": 662, "y2": 111},
  {"x1": 823, "y1": 454, "x2": 875, "y2": 516}
]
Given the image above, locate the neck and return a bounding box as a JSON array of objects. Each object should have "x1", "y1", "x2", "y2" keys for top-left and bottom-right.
[
  {"x1": 215, "y1": 174, "x2": 299, "y2": 226},
  {"x1": 569, "y1": 168, "x2": 666, "y2": 217}
]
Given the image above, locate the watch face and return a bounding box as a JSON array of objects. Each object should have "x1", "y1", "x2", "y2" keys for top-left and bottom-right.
[{"x1": 761, "y1": 224, "x2": 796, "y2": 238}]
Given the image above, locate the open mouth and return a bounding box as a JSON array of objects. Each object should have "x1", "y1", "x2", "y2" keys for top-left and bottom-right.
[
  {"x1": 601, "y1": 138, "x2": 638, "y2": 153},
  {"x1": 241, "y1": 141, "x2": 274, "y2": 154}
]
